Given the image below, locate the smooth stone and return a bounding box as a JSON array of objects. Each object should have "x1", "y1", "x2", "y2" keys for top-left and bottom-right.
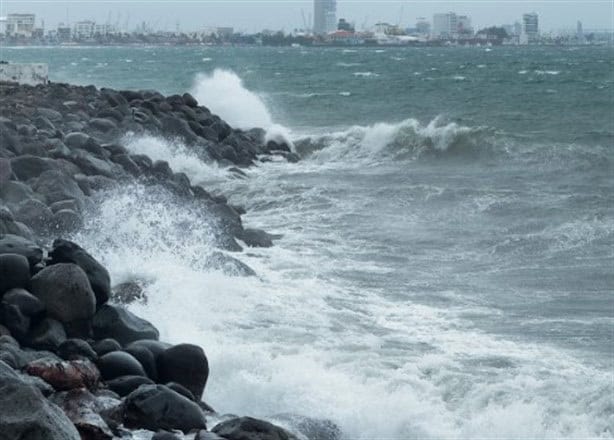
[
  {"x1": 30, "y1": 263, "x2": 96, "y2": 324},
  {"x1": 0, "y1": 234, "x2": 43, "y2": 267},
  {"x1": 97, "y1": 351, "x2": 146, "y2": 380},
  {"x1": 93, "y1": 304, "x2": 159, "y2": 346},
  {"x1": 58, "y1": 338, "x2": 98, "y2": 361},
  {"x1": 26, "y1": 318, "x2": 67, "y2": 352},
  {"x1": 124, "y1": 345, "x2": 157, "y2": 381},
  {"x1": 0, "y1": 253, "x2": 30, "y2": 294},
  {"x1": 105, "y1": 375, "x2": 154, "y2": 397},
  {"x1": 92, "y1": 338, "x2": 122, "y2": 357},
  {"x1": 123, "y1": 384, "x2": 207, "y2": 433},
  {"x1": 32, "y1": 170, "x2": 85, "y2": 205},
  {"x1": 157, "y1": 343, "x2": 209, "y2": 400},
  {"x1": 212, "y1": 417, "x2": 299, "y2": 440},
  {"x1": 2, "y1": 288, "x2": 44, "y2": 317}
]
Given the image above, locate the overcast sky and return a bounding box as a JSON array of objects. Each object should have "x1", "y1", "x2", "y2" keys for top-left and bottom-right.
[{"x1": 1, "y1": 1, "x2": 612, "y2": 33}]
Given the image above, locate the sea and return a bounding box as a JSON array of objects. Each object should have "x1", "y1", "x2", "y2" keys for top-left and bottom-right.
[{"x1": 4, "y1": 45, "x2": 613, "y2": 439}]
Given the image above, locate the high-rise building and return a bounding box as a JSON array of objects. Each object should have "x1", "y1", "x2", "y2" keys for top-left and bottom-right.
[
  {"x1": 5, "y1": 13, "x2": 36, "y2": 37},
  {"x1": 457, "y1": 15, "x2": 473, "y2": 36},
  {"x1": 577, "y1": 21, "x2": 585, "y2": 43},
  {"x1": 521, "y1": 12, "x2": 539, "y2": 43},
  {"x1": 432, "y1": 12, "x2": 458, "y2": 38},
  {"x1": 314, "y1": 0, "x2": 337, "y2": 35}
]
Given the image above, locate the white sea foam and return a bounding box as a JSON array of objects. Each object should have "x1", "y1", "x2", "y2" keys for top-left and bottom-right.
[
  {"x1": 353, "y1": 72, "x2": 379, "y2": 78},
  {"x1": 535, "y1": 70, "x2": 561, "y2": 75}
]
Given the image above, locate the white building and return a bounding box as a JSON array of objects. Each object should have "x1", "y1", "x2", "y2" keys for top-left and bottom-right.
[
  {"x1": 433, "y1": 12, "x2": 458, "y2": 38},
  {"x1": 521, "y1": 12, "x2": 539, "y2": 44},
  {"x1": 314, "y1": 0, "x2": 336, "y2": 35},
  {"x1": 95, "y1": 23, "x2": 115, "y2": 36},
  {"x1": 73, "y1": 20, "x2": 95, "y2": 39},
  {"x1": 5, "y1": 13, "x2": 36, "y2": 37}
]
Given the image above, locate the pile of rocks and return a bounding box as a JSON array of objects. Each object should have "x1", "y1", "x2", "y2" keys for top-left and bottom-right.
[
  {"x1": 0, "y1": 81, "x2": 292, "y2": 250},
  {"x1": 0, "y1": 236, "x2": 301, "y2": 439}
]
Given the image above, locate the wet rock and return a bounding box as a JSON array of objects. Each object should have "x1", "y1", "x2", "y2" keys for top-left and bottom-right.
[
  {"x1": 51, "y1": 388, "x2": 115, "y2": 440},
  {"x1": 49, "y1": 198, "x2": 81, "y2": 213},
  {"x1": 9, "y1": 155, "x2": 57, "y2": 180},
  {"x1": 30, "y1": 263, "x2": 96, "y2": 324},
  {"x1": 124, "y1": 345, "x2": 157, "y2": 380},
  {"x1": 13, "y1": 198, "x2": 54, "y2": 232},
  {"x1": 212, "y1": 417, "x2": 299, "y2": 440},
  {"x1": 48, "y1": 239, "x2": 111, "y2": 307},
  {"x1": 0, "y1": 360, "x2": 81, "y2": 440},
  {"x1": 123, "y1": 384, "x2": 207, "y2": 433},
  {"x1": 2, "y1": 288, "x2": 44, "y2": 317},
  {"x1": 165, "y1": 381, "x2": 196, "y2": 401},
  {"x1": 0, "y1": 158, "x2": 11, "y2": 183},
  {"x1": 25, "y1": 357, "x2": 100, "y2": 391},
  {"x1": 206, "y1": 252, "x2": 257, "y2": 277},
  {"x1": 153, "y1": 431, "x2": 182, "y2": 440},
  {"x1": 126, "y1": 339, "x2": 171, "y2": 360},
  {"x1": 182, "y1": 92, "x2": 199, "y2": 108},
  {"x1": 157, "y1": 343, "x2": 209, "y2": 400},
  {"x1": 112, "y1": 281, "x2": 147, "y2": 305},
  {"x1": 0, "y1": 302, "x2": 30, "y2": 341},
  {"x1": 239, "y1": 228, "x2": 276, "y2": 248},
  {"x1": 271, "y1": 415, "x2": 342, "y2": 440},
  {"x1": 92, "y1": 338, "x2": 122, "y2": 357},
  {"x1": 64, "y1": 131, "x2": 92, "y2": 149},
  {"x1": 196, "y1": 431, "x2": 226, "y2": 440},
  {"x1": 26, "y1": 318, "x2": 67, "y2": 351},
  {"x1": 89, "y1": 118, "x2": 117, "y2": 133},
  {"x1": 97, "y1": 351, "x2": 146, "y2": 380},
  {"x1": 51, "y1": 209, "x2": 83, "y2": 233},
  {"x1": 58, "y1": 338, "x2": 98, "y2": 362},
  {"x1": 32, "y1": 170, "x2": 85, "y2": 205},
  {"x1": 93, "y1": 304, "x2": 159, "y2": 345},
  {"x1": 106, "y1": 375, "x2": 154, "y2": 397},
  {"x1": 37, "y1": 107, "x2": 63, "y2": 122},
  {"x1": 0, "y1": 234, "x2": 43, "y2": 267},
  {"x1": 0, "y1": 253, "x2": 30, "y2": 294}
]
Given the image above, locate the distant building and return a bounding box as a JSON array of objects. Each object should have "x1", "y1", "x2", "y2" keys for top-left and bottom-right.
[
  {"x1": 521, "y1": 12, "x2": 539, "y2": 43},
  {"x1": 6, "y1": 13, "x2": 36, "y2": 38},
  {"x1": 457, "y1": 15, "x2": 473, "y2": 37},
  {"x1": 433, "y1": 12, "x2": 458, "y2": 38},
  {"x1": 337, "y1": 18, "x2": 354, "y2": 32},
  {"x1": 314, "y1": 0, "x2": 336, "y2": 35},
  {"x1": 0, "y1": 17, "x2": 7, "y2": 35},
  {"x1": 415, "y1": 18, "x2": 431, "y2": 36},
  {"x1": 57, "y1": 24, "x2": 71, "y2": 41},
  {"x1": 73, "y1": 21, "x2": 95, "y2": 39},
  {"x1": 577, "y1": 20, "x2": 585, "y2": 43},
  {"x1": 95, "y1": 23, "x2": 115, "y2": 36},
  {"x1": 216, "y1": 27, "x2": 234, "y2": 38}
]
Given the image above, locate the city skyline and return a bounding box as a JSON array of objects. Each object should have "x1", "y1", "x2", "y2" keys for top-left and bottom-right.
[{"x1": 0, "y1": 1, "x2": 612, "y2": 33}]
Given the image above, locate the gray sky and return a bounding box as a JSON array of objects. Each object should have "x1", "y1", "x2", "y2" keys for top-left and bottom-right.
[{"x1": 1, "y1": 1, "x2": 612, "y2": 33}]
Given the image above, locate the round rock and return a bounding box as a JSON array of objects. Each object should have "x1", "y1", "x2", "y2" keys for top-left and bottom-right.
[
  {"x1": 97, "y1": 351, "x2": 146, "y2": 380},
  {"x1": 30, "y1": 263, "x2": 96, "y2": 324}
]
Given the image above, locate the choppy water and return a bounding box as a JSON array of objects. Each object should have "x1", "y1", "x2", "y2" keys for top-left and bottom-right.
[{"x1": 5, "y1": 45, "x2": 613, "y2": 438}]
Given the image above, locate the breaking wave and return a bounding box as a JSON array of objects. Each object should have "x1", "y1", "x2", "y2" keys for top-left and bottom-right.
[{"x1": 294, "y1": 117, "x2": 494, "y2": 164}]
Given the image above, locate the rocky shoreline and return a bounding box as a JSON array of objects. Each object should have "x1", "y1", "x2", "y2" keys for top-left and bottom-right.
[{"x1": 0, "y1": 81, "x2": 327, "y2": 439}]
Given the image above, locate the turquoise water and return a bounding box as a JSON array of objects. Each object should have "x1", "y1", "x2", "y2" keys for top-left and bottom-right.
[{"x1": 4, "y1": 45, "x2": 613, "y2": 438}]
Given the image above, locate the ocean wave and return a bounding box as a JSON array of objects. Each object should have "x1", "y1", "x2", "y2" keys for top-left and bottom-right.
[
  {"x1": 353, "y1": 71, "x2": 380, "y2": 78},
  {"x1": 294, "y1": 117, "x2": 494, "y2": 164}
]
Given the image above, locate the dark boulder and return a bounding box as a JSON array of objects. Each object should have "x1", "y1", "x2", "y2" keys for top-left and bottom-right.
[
  {"x1": 30, "y1": 263, "x2": 97, "y2": 324},
  {"x1": 49, "y1": 198, "x2": 81, "y2": 214},
  {"x1": 0, "y1": 234, "x2": 43, "y2": 267},
  {"x1": 206, "y1": 252, "x2": 256, "y2": 277},
  {"x1": 13, "y1": 198, "x2": 54, "y2": 232},
  {"x1": 123, "y1": 384, "x2": 207, "y2": 433},
  {"x1": 25, "y1": 358, "x2": 100, "y2": 391},
  {"x1": 239, "y1": 228, "x2": 277, "y2": 248},
  {"x1": 212, "y1": 417, "x2": 299, "y2": 440},
  {"x1": 26, "y1": 318, "x2": 67, "y2": 351},
  {"x1": 112, "y1": 281, "x2": 147, "y2": 305},
  {"x1": 153, "y1": 431, "x2": 182, "y2": 440},
  {"x1": 9, "y1": 155, "x2": 57, "y2": 180},
  {"x1": 160, "y1": 116, "x2": 199, "y2": 144},
  {"x1": 92, "y1": 338, "x2": 122, "y2": 357},
  {"x1": 0, "y1": 253, "x2": 30, "y2": 294},
  {"x1": 157, "y1": 343, "x2": 209, "y2": 400},
  {"x1": 51, "y1": 209, "x2": 83, "y2": 233},
  {"x1": 271, "y1": 415, "x2": 342, "y2": 440},
  {"x1": 89, "y1": 118, "x2": 117, "y2": 133},
  {"x1": 165, "y1": 381, "x2": 196, "y2": 401},
  {"x1": 58, "y1": 338, "x2": 98, "y2": 362},
  {"x1": 32, "y1": 170, "x2": 85, "y2": 205},
  {"x1": 126, "y1": 339, "x2": 171, "y2": 359},
  {"x1": 64, "y1": 131, "x2": 92, "y2": 149},
  {"x1": 182, "y1": 93, "x2": 199, "y2": 108},
  {"x1": 50, "y1": 388, "x2": 115, "y2": 440},
  {"x1": 124, "y1": 345, "x2": 157, "y2": 381},
  {"x1": 48, "y1": 239, "x2": 111, "y2": 307},
  {"x1": 0, "y1": 180, "x2": 38, "y2": 207},
  {"x1": 93, "y1": 304, "x2": 159, "y2": 345},
  {"x1": 97, "y1": 351, "x2": 146, "y2": 380},
  {"x1": 0, "y1": 360, "x2": 81, "y2": 440},
  {"x1": 0, "y1": 302, "x2": 30, "y2": 341},
  {"x1": 2, "y1": 288, "x2": 44, "y2": 316},
  {"x1": 106, "y1": 375, "x2": 154, "y2": 397}
]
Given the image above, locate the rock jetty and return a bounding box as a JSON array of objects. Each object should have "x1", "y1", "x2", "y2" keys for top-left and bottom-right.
[{"x1": 0, "y1": 81, "x2": 332, "y2": 439}]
